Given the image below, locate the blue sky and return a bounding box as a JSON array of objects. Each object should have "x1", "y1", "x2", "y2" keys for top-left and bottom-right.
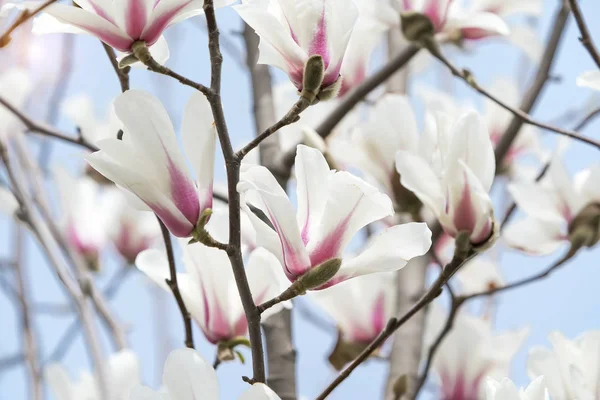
[{"x1": 1, "y1": 0, "x2": 599, "y2": 398}]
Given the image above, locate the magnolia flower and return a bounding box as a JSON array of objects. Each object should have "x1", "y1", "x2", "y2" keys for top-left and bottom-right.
[
  {"x1": 46, "y1": 349, "x2": 140, "y2": 400},
  {"x1": 130, "y1": 348, "x2": 280, "y2": 400},
  {"x1": 136, "y1": 243, "x2": 285, "y2": 346},
  {"x1": 396, "y1": 110, "x2": 497, "y2": 246},
  {"x1": 17, "y1": 0, "x2": 234, "y2": 63},
  {"x1": 399, "y1": 0, "x2": 509, "y2": 41},
  {"x1": 234, "y1": 0, "x2": 358, "y2": 99},
  {"x1": 329, "y1": 94, "x2": 422, "y2": 212},
  {"x1": 427, "y1": 305, "x2": 528, "y2": 400},
  {"x1": 86, "y1": 90, "x2": 216, "y2": 238},
  {"x1": 310, "y1": 272, "x2": 394, "y2": 369},
  {"x1": 0, "y1": 186, "x2": 18, "y2": 217},
  {"x1": 55, "y1": 169, "x2": 113, "y2": 270},
  {"x1": 104, "y1": 189, "x2": 161, "y2": 264},
  {"x1": 577, "y1": 71, "x2": 600, "y2": 92},
  {"x1": 238, "y1": 144, "x2": 432, "y2": 290},
  {"x1": 0, "y1": 68, "x2": 31, "y2": 142},
  {"x1": 504, "y1": 160, "x2": 600, "y2": 255},
  {"x1": 485, "y1": 377, "x2": 549, "y2": 400},
  {"x1": 528, "y1": 331, "x2": 600, "y2": 400}
]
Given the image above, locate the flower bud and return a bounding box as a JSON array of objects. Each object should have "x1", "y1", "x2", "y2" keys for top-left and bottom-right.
[
  {"x1": 316, "y1": 77, "x2": 342, "y2": 103},
  {"x1": 328, "y1": 330, "x2": 371, "y2": 370},
  {"x1": 401, "y1": 11, "x2": 435, "y2": 43},
  {"x1": 301, "y1": 55, "x2": 325, "y2": 104},
  {"x1": 568, "y1": 203, "x2": 600, "y2": 249},
  {"x1": 297, "y1": 258, "x2": 342, "y2": 291}
]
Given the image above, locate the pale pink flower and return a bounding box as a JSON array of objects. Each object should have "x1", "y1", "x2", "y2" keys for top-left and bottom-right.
[
  {"x1": 395, "y1": 110, "x2": 496, "y2": 245},
  {"x1": 238, "y1": 145, "x2": 432, "y2": 289},
  {"x1": 234, "y1": 0, "x2": 358, "y2": 94},
  {"x1": 86, "y1": 90, "x2": 216, "y2": 238}
]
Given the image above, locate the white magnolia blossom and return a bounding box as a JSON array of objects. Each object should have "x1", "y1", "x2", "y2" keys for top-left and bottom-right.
[
  {"x1": 528, "y1": 331, "x2": 600, "y2": 400},
  {"x1": 485, "y1": 377, "x2": 549, "y2": 400},
  {"x1": 0, "y1": 186, "x2": 19, "y2": 217},
  {"x1": 504, "y1": 159, "x2": 600, "y2": 255},
  {"x1": 577, "y1": 71, "x2": 600, "y2": 92},
  {"x1": 310, "y1": 272, "x2": 394, "y2": 344},
  {"x1": 0, "y1": 68, "x2": 31, "y2": 141},
  {"x1": 234, "y1": 0, "x2": 358, "y2": 95},
  {"x1": 129, "y1": 348, "x2": 280, "y2": 400},
  {"x1": 46, "y1": 349, "x2": 140, "y2": 400},
  {"x1": 396, "y1": 110, "x2": 497, "y2": 245},
  {"x1": 87, "y1": 90, "x2": 216, "y2": 238},
  {"x1": 398, "y1": 0, "x2": 509, "y2": 40},
  {"x1": 61, "y1": 93, "x2": 121, "y2": 144},
  {"x1": 136, "y1": 242, "x2": 285, "y2": 344},
  {"x1": 427, "y1": 305, "x2": 529, "y2": 400},
  {"x1": 238, "y1": 145, "x2": 432, "y2": 289},
  {"x1": 13, "y1": 0, "x2": 234, "y2": 63},
  {"x1": 104, "y1": 189, "x2": 161, "y2": 264},
  {"x1": 55, "y1": 169, "x2": 114, "y2": 267}
]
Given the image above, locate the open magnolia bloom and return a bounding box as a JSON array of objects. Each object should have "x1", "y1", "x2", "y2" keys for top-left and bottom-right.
[
  {"x1": 86, "y1": 90, "x2": 216, "y2": 238},
  {"x1": 130, "y1": 348, "x2": 280, "y2": 400},
  {"x1": 10, "y1": 0, "x2": 234, "y2": 63},
  {"x1": 577, "y1": 70, "x2": 600, "y2": 92},
  {"x1": 427, "y1": 305, "x2": 529, "y2": 400},
  {"x1": 55, "y1": 169, "x2": 114, "y2": 271},
  {"x1": 504, "y1": 160, "x2": 600, "y2": 255},
  {"x1": 329, "y1": 94, "x2": 423, "y2": 215},
  {"x1": 485, "y1": 377, "x2": 549, "y2": 400},
  {"x1": 310, "y1": 272, "x2": 394, "y2": 370},
  {"x1": 238, "y1": 145, "x2": 432, "y2": 291},
  {"x1": 46, "y1": 349, "x2": 140, "y2": 400},
  {"x1": 234, "y1": 0, "x2": 358, "y2": 100},
  {"x1": 398, "y1": 0, "x2": 509, "y2": 41},
  {"x1": 0, "y1": 68, "x2": 31, "y2": 142},
  {"x1": 528, "y1": 331, "x2": 600, "y2": 400},
  {"x1": 395, "y1": 110, "x2": 497, "y2": 247},
  {"x1": 136, "y1": 243, "x2": 285, "y2": 351},
  {"x1": 104, "y1": 189, "x2": 161, "y2": 264}
]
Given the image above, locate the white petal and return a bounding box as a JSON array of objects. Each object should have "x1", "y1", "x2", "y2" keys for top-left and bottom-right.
[
  {"x1": 0, "y1": 186, "x2": 18, "y2": 217},
  {"x1": 447, "y1": 111, "x2": 495, "y2": 193},
  {"x1": 295, "y1": 145, "x2": 331, "y2": 245},
  {"x1": 308, "y1": 171, "x2": 393, "y2": 263},
  {"x1": 108, "y1": 349, "x2": 140, "y2": 398},
  {"x1": 239, "y1": 383, "x2": 282, "y2": 400},
  {"x1": 128, "y1": 385, "x2": 164, "y2": 400},
  {"x1": 135, "y1": 248, "x2": 172, "y2": 291},
  {"x1": 508, "y1": 25, "x2": 542, "y2": 62},
  {"x1": 338, "y1": 223, "x2": 432, "y2": 278},
  {"x1": 455, "y1": 258, "x2": 503, "y2": 295},
  {"x1": 181, "y1": 91, "x2": 217, "y2": 211},
  {"x1": 246, "y1": 248, "x2": 290, "y2": 320},
  {"x1": 577, "y1": 71, "x2": 600, "y2": 92},
  {"x1": 507, "y1": 182, "x2": 565, "y2": 223},
  {"x1": 527, "y1": 347, "x2": 567, "y2": 399},
  {"x1": 503, "y1": 217, "x2": 565, "y2": 255},
  {"x1": 163, "y1": 348, "x2": 218, "y2": 400},
  {"x1": 448, "y1": 11, "x2": 510, "y2": 38},
  {"x1": 523, "y1": 376, "x2": 549, "y2": 400},
  {"x1": 395, "y1": 151, "x2": 445, "y2": 216}
]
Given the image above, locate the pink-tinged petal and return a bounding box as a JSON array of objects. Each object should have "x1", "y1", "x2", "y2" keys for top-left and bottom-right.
[
  {"x1": 370, "y1": 293, "x2": 386, "y2": 337},
  {"x1": 124, "y1": 0, "x2": 148, "y2": 38},
  {"x1": 308, "y1": 6, "x2": 329, "y2": 67},
  {"x1": 166, "y1": 155, "x2": 200, "y2": 227},
  {"x1": 424, "y1": 0, "x2": 451, "y2": 31},
  {"x1": 141, "y1": 0, "x2": 192, "y2": 45},
  {"x1": 238, "y1": 164, "x2": 310, "y2": 280},
  {"x1": 38, "y1": 3, "x2": 133, "y2": 51},
  {"x1": 503, "y1": 217, "x2": 566, "y2": 255},
  {"x1": 448, "y1": 12, "x2": 510, "y2": 39},
  {"x1": 76, "y1": 0, "x2": 118, "y2": 25}
]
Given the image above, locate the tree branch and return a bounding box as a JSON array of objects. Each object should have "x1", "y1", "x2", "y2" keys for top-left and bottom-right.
[
  {"x1": 567, "y1": 0, "x2": 600, "y2": 69},
  {"x1": 101, "y1": 42, "x2": 130, "y2": 92},
  {"x1": 0, "y1": 0, "x2": 57, "y2": 46},
  {"x1": 158, "y1": 219, "x2": 194, "y2": 349}
]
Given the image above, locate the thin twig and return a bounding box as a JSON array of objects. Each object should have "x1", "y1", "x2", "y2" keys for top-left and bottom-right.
[
  {"x1": 0, "y1": 96, "x2": 98, "y2": 151},
  {"x1": 159, "y1": 219, "x2": 194, "y2": 349},
  {"x1": 315, "y1": 246, "x2": 476, "y2": 399},
  {"x1": 427, "y1": 44, "x2": 600, "y2": 150},
  {"x1": 0, "y1": 353, "x2": 25, "y2": 370},
  {"x1": 0, "y1": 0, "x2": 57, "y2": 46},
  {"x1": 567, "y1": 0, "x2": 600, "y2": 69},
  {"x1": 101, "y1": 42, "x2": 131, "y2": 92}
]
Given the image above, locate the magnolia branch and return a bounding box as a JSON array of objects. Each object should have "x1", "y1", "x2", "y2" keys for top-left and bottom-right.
[
  {"x1": 0, "y1": 96, "x2": 98, "y2": 151},
  {"x1": 0, "y1": 0, "x2": 57, "y2": 46},
  {"x1": 315, "y1": 236, "x2": 476, "y2": 399},
  {"x1": 567, "y1": 0, "x2": 600, "y2": 69},
  {"x1": 427, "y1": 45, "x2": 600, "y2": 150},
  {"x1": 101, "y1": 43, "x2": 130, "y2": 92},
  {"x1": 159, "y1": 219, "x2": 194, "y2": 349}
]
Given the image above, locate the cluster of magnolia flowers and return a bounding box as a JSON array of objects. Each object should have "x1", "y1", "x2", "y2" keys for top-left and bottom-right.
[{"x1": 1, "y1": 0, "x2": 600, "y2": 398}]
